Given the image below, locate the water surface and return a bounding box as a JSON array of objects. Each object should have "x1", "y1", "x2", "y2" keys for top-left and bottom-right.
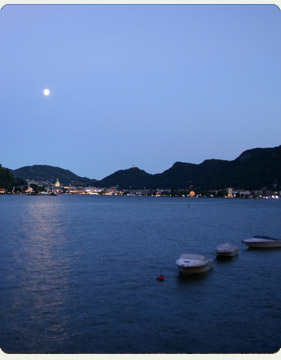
[{"x1": 0, "y1": 195, "x2": 281, "y2": 353}]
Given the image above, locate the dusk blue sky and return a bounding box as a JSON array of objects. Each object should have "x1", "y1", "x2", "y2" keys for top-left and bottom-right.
[{"x1": 0, "y1": 4, "x2": 280, "y2": 180}]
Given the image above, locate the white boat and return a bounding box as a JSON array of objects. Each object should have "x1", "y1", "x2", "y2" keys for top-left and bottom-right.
[
  {"x1": 242, "y1": 235, "x2": 281, "y2": 248},
  {"x1": 176, "y1": 254, "x2": 214, "y2": 275},
  {"x1": 216, "y1": 243, "x2": 238, "y2": 258}
]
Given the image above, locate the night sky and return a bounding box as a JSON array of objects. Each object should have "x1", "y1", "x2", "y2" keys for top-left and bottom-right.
[{"x1": 1, "y1": 4, "x2": 280, "y2": 179}]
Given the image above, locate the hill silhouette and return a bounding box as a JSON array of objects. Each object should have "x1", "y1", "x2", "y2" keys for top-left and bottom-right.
[
  {"x1": 99, "y1": 167, "x2": 153, "y2": 189},
  {"x1": 6, "y1": 145, "x2": 281, "y2": 190},
  {"x1": 0, "y1": 164, "x2": 25, "y2": 190},
  {"x1": 11, "y1": 165, "x2": 97, "y2": 186},
  {"x1": 99, "y1": 145, "x2": 281, "y2": 190}
]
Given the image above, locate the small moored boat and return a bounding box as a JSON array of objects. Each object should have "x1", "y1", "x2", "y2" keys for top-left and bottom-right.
[
  {"x1": 242, "y1": 235, "x2": 281, "y2": 248},
  {"x1": 216, "y1": 243, "x2": 238, "y2": 258},
  {"x1": 176, "y1": 254, "x2": 214, "y2": 275}
]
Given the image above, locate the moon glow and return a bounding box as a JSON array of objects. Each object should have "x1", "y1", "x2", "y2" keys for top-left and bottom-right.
[{"x1": 43, "y1": 89, "x2": 50, "y2": 96}]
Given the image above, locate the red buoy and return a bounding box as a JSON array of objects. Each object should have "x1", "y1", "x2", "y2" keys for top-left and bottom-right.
[{"x1": 157, "y1": 275, "x2": 165, "y2": 281}]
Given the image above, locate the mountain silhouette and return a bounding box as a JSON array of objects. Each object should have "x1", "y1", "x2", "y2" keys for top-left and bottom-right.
[{"x1": 8, "y1": 145, "x2": 281, "y2": 190}]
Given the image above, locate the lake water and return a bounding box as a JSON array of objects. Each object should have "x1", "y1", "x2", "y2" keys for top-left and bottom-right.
[{"x1": 0, "y1": 195, "x2": 281, "y2": 354}]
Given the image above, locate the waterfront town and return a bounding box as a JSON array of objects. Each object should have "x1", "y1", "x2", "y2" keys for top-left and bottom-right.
[{"x1": 0, "y1": 177, "x2": 280, "y2": 199}]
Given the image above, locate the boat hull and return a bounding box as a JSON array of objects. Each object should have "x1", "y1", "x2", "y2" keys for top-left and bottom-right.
[
  {"x1": 216, "y1": 243, "x2": 239, "y2": 258},
  {"x1": 243, "y1": 241, "x2": 281, "y2": 248},
  {"x1": 216, "y1": 249, "x2": 239, "y2": 257},
  {"x1": 177, "y1": 262, "x2": 214, "y2": 275},
  {"x1": 176, "y1": 254, "x2": 214, "y2": 275},
  {"x1": 243, "y1": 235, "x2": 281, "y2": 248}
]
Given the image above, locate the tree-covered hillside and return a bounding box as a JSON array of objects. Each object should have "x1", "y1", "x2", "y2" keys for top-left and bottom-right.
[
  {"x1": 0, "y1": 164, "x2": 25, "y2": 190},
  {"x1": 7, "y1": 145, "x2": 281, "y2": 190},
  {"x1": 97, "y1": 145, "x2": 281, "y2": 190},
  {"x1": 11, "y1": 165, "x2": 97, "y2": 186}
]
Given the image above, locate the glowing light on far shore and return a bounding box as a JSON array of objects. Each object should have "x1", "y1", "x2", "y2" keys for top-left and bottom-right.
[{"x1": 43, "y1": 88, "x2": 50, "y2": 96}]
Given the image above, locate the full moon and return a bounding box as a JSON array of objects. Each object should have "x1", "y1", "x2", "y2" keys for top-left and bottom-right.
[{"x1": 43, "y1": 88, "x2": 50, "y2": 96}]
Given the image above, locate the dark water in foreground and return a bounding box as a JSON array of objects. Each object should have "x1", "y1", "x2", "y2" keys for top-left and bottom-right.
[{"x1": 0, "y1": 195, "x2": 281, "y2": 354}]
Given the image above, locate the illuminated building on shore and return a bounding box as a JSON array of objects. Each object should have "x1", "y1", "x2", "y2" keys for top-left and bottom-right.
[
  {"x1": 227, "y1": 188, "x2": 233, "y2": 198},
  {"x1": 55, "y1": 178, "x2": 61, "y2": 187}
]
